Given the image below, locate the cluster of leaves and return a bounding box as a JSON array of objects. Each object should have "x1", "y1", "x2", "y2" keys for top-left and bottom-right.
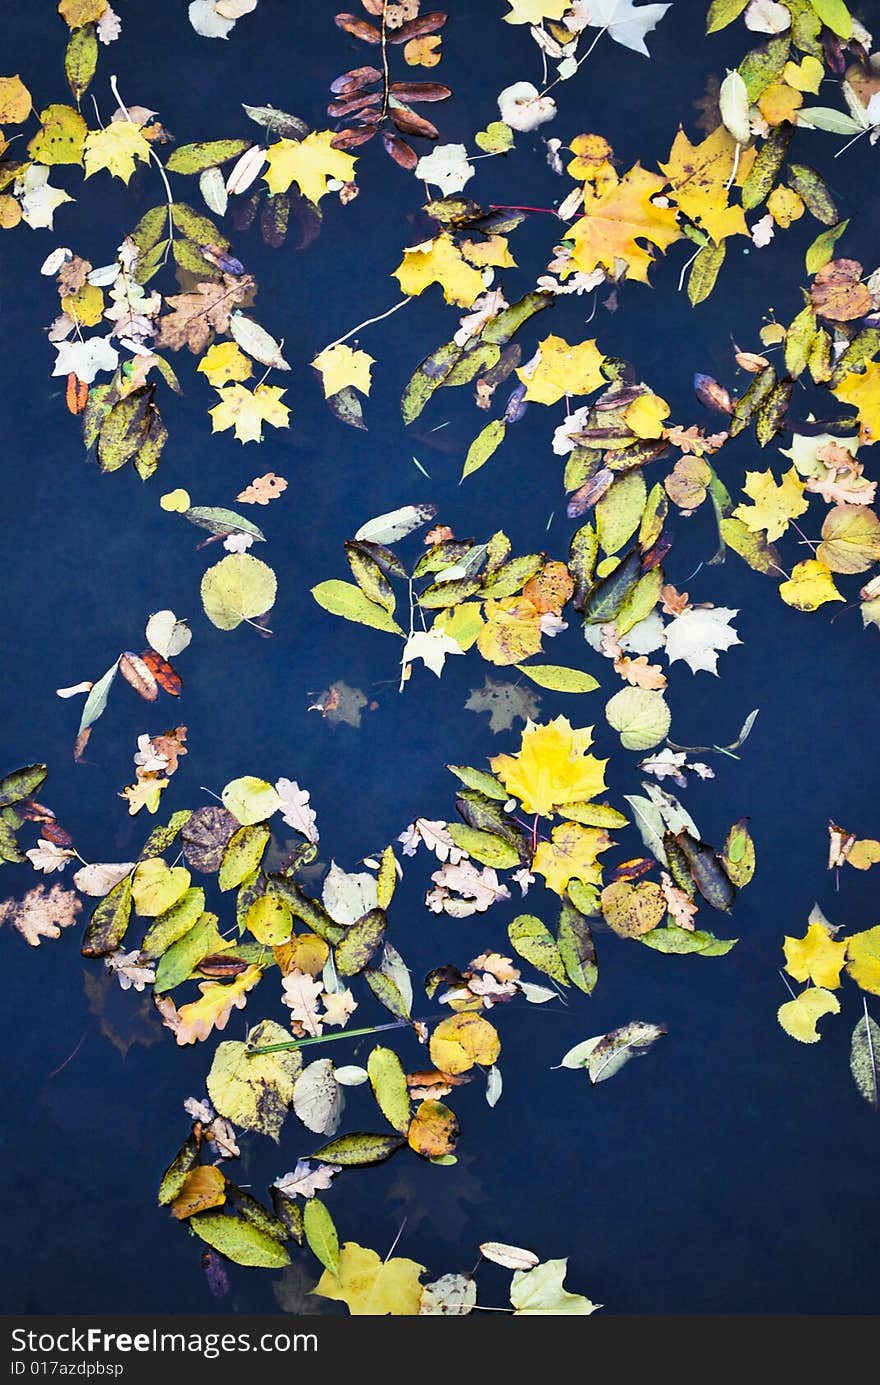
[{"x1": 330, "y1": 2, "x2": 451, "y2": 171}]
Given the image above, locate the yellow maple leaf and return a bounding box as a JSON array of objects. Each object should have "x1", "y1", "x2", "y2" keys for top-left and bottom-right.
[
  {"x1": 83, "y1": 122, "x2": 151, "y2": 183},
  {"x1": 503, "y1": 0, "x2": 569, "y2": 21},
  {"x1": 777, "y1": 987, "x2": 840, "y2": 1043},
  {"x1": 846, "y1": 925, "x2": 880, "y2": 995},
  {"x1": 461, "y1": 234, "x2": 516, "y2": 268},
  {"x1": 532, "y1": 821, "x2": 612, "y2": 895},
  {"x1": 476, "y1": 596, "x2": 543, "y2": 666},
  {"x1": 778, "y1": 559, "x2": 843, "y2": 611},
  {"x1": 159, "y1": 965, "x2": 263, "y2": 1045},
  {"x1": 490, "y1": 716, "x2": 608, "y2": 818},
  {"x1": 783, "y1": 920, "x2": 848, "y2": 989},
  {"x1": 834, "y1": 362, "x2": 880, "y2": 445},
  {"x1": 209, "y1": 383, "x2": 290, "y2": 444},
  {"x1": 197, "y1": 341, "x2": 253, "y2": 387},
  {"x1": 566, "y1": 163, "x2": 683, "y2": 285},
  {"x1": 263, "y1": 130, "x2": 356, "y2": 202},
  {"x1": 312, "y1": 343, "x2": 375, "y2": 398},
  {"x1": 660, "y1": 126, "x2": 748, "y2": 244},
  {"x1": 313, "y1": 1243, "x2": 425, "y2": 1316},
  {"x1": 516, "y1": 335, "x2": 606, "y2": 405},
  {"x1": 392, "y1": 233, "x2": 484, "y2": 307},
  {"x1": 732, "y1": 467, "x2": 808, "y2": 542}
]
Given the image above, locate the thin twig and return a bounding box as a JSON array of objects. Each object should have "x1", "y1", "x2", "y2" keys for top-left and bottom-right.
[
  {"x1": 321, "y1": 297, "x2": 412, "y2": 354},
  {"x1": 110, "y1": 74, "x2": 175, "y2": 263}
]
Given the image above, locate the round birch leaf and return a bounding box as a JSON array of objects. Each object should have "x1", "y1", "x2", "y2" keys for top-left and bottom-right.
[{"x1": 605, "y1": 686, "x2": 671, "y2": 750}]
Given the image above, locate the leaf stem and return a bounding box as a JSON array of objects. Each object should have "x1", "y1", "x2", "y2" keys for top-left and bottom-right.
[
  {"x1": 321, "y1": 297, "x2": 412, "y2": 354},
  {"x1": 110, "y1": 75, "x2": 175, "y2": 264}
]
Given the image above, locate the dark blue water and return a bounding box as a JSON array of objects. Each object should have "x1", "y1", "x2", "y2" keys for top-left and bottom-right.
[{"x1": 2, "y1": 0, "x2": 879, "y2": 1314}]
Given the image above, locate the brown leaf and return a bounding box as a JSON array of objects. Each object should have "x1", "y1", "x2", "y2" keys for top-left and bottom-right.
[
  {"x1": 389, "y1": 13, "x2": 448, "y2": 43},
  {"x1": 331, "y1": 126, "x2": 379, "y2": 150},
  {"x1": 327, "y1": 92, "x2": 382, "y2": 119},
  {"x1": 382, "y1": 132, "x2": 418, "y2": 170},
  {"x1": 389, "y1": 81, "x2": 452, "y2": 103},
  {"x1": 141, "y1": 650, "x2": 182, "y2": 696},
  {"x1": 119, "y1": 652, "x2": 159, "y2": 702},
  {"x1": 390, "y1": 106, "x2": 439, "y2": 139},
  {"x1": 66, "y1": 373, "x2": 88, "y2": 416},
  {"x1": 810, "y1": 259, "x2": 872, "y2": 323},
  {"x1": 334, "y1": 13, "x2": 382, "y2": 43},
  {"x1": 0, "y1": 883, "x2": 82, "y2": 947},
  {"x1": 156, "y1": 274, "x2": 256, "y2": 355},
  {"x1": 330, "y1": 66, "x2": 383, "y2": 95}
]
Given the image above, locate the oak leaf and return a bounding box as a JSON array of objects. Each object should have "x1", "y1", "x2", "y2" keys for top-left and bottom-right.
[
  {"x1": 157, "y1": 964, "x2": 262, "y2": 1045},
  {"x1": 0, "y1": 883, "x2": 82, "y2": 946},
  {"x1": 236, "y1": 472, "x2": 288, "y2": 504}
]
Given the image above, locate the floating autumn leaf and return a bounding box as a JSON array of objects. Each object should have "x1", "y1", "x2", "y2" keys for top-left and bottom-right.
[
  {"x1": 783, "y1": 920, "x2": 847, "y2": 989},
  {"x1": 846, "y1": 926, "x2": 880, "y2": 996},
  {"x1": 817, "y1": 505, "x2": 880, "y2": 575},
  {"x1": 170, "y1": 1165, "x2": 227, "y2": 1220},
  {"x1": 601, "y1": 879, "x2": 666, "y2": 937},
  {"x1": 664, "y1": 607, "x2": 741, "y2": 675},
  {"x1": 197, "y1": 341, "x2": 253, "y2": 387},
  {"x1": 312, "y1": 1243, "x2": 425, "y2": 1316},
  {"x1": 476, "y1": 597, "x2": 543, "y2": 666},
  {"x1": 732, "y1": 469, "x2": 808, "y2": 542},
  {"x1": 209, "y1": 383, "x2": 290, "y2": 444},
  {"x1": 236, "y1": 473, "x2": 288, "y2": 505},
  {"x1": 533, "y1": 823, "x2": 613, "y2": 896},
  {"x1": 779, "y1": 560, "x2": 843, "y2": 611},
  {"x1": 207, "y1": 1019, "x2": 301, "y2": 1140},
  {"x1": 157, "y1": 964, "x2": 263, "y2": 1045},
  {"x1": 392, "y1": 234, "x2": 485, "y2": 307},
  {"x1": 263, "y1": 131, "x2": 357, "y2": 202},
  {"x1": 429, "y1": 1012, "x2": 501, "y2": 1075},
  {"x1": 0, "y1": 74, "x2": 31, "y2": 124},
  {"x1": 809, "y1": 259, "x2": 872, "y2": 323},
  {"x1": 83, "y1": 122, "x2": 151, "y2": 182},
  {"x1": 660, "y1": 125, "x2": 749, "y2": 244},
  {"x1": 777, "y1": 987, "x2": 840, "y2": 1043},
  {"x1": 491, "y1": 717, "x2": 607, "y2": 817},
  {"x1": 565, "y1": 163, "x2": 682, "y2": 284},
  {"x1": 201, "y1": 553, "x2": 277, "y2": 631},
  {"x1": 605, "y1": 686, "x2": 670, "y2": 749},
  {"x1": 312, "y1": 344, "x2": 375, "y2": 398},
  {"x1": 0, "y1": 883, "x2": 82, "y2": 946},
  {"x1": 516, "y1": 336, "x2": 606, "y2": 405},
  {"x1": 131, "y1": 857, "x2": 191, "y2": 916},
  {"x1": 834, "y1": 363, "x2": 880, "y2": 445},
  {"x1": 510, "y1": 1258, "x2": 599, "y2": 1316}
]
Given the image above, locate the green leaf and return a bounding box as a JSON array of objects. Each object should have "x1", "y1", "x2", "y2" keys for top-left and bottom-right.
[
  {"x1": 640, "y1": 926, "x2": 737, "y2": 955},
  {"x1": 312, "y1": 1132, "x2": 406, "y2": 1166},
  {"x1": 189, "y1": 1212, "x2": 290, "y2": 1268},
  {"x1": 335, "y1": 909, "x2": 387, "y2": 976},
  {"x1": 797, "y1": 107, "x2": 861, "y2": 135},
  {"x1": 166, "y1": 139, "x2": 253, "y2": 174},
  {"x1": 183, "y1": 506, "x2": 265, "y2": 541},
  {"x1": 809, "y1": 0, "x2": 852, "y2": 38},
  {"x1": 445, "y1": 824, "x2": 521, "y2": 868},
  {"x1": 850, "y1": 1012, "x2": 880, "y2": 1110},
  {"x1": 447, "y1": 764, "x2": 508, "y2": 800},
  {"x1": 207, "y1": 1019, "x2": 301, "y2": 1139},
  {"x1": 222, "y1": 777, "x2": 280, "y2": 826},
  {"x1": 508, "y1": 914, "x2": 568, "y2": 986},
  {"x1": 364, "y1": 967, "x2": 411, "y2": 1020},
  {"x1": 303, "y1": 1198, "x2": 339, "y2": 1275},
  {"x1": 0, "y1": 764, "x2": 47, "y2": 808},
  {"x1": 367, "y1": 1046, "x2": 411, "y2": 1134},
  {"x1": 154, "y1": 911, "x2": 227, "y2": 993},
  {"x1": 706, "y1": 0, "x2": 749, "y2": 31},
  {"x1": 557, "y1": 897, "x2": 597, "y2": 994},
  {"x1": 201, "y1": 554, "x2": 277, "y2": 631},
  {"x1": 77, "y1": 659, "x2": 119, "y2": 740},
  {"x1": 81, "y1": 875, "x2": 133, "y2": 958},
  {"x1": 605, "y1": 687, "x2": 671, "y2": 751},
  {"x1": 141, "y1": 887, "x2": 206, "y2": 958},
  {"x1": 718, "y1": 517, "x2": 782, "y2": 575},
  {"x1": 218, "y1": 824, "x2": 270, "y2": 892},
  {"x1": 98, "y1": 390, "x2": 151, "y2": 473},
  {"x1": 462, "y1": 419, "x2": 506, "y2": 479},
  {"x1": 171, "y1": 201, "x2": 229, "y2": 247},
  {"x1": 805, "y1": 219, "x2": 849, "y2": 274},
  {"x1": 64, "y1": 25, "x2": 97, "y2": 103},
  {"x1": 786, "y1": 163, "x2": 837, "y2": 225},
  {"x1": 311, "y1": 580, "x2": 404, "y2": 635},
  {"x1": 596, "y1": 471, "x2": 647, "y2": 556},
  {"x1": 687, "y1": 241, "x2": 726, "y2": 305},
  {"x1": 516, "y1": 664, "x2": 599, "y2": 693},
  {"x1": 157, "y1": 1134, "x2": 200, "y2": 1206}
]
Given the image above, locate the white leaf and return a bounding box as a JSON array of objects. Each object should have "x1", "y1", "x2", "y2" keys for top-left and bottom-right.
[
  {"x1": 188, "y1": 0, "x2": 235, "y2": 38},
  {"x1": 199, "y1": 167, "x2": 227, "y2": 216},
  {"x1": 486, "y1": 1064, "x2": 503, "y2": 1107},
  {"x1": 744, "y1": 0, "x2": 792, "y2": 34},
  {"x1": 40, "y1": 247, "x2": 72, "y2": 276},
  {"x1": 229, "y1": 311, "x2": 290, "y2": 370},
  {"x1": 25, "y1": 840, "x2": 76, "y2": 874},
  {"x1": 402, "y1": 629, "x2": 464, "y2": 678},
  {"x1": 273, "y1": 1159, "x2": 341, "y2": 1199},
  {"x1": 73, "y1": 862, "x2": 135, "y2": 896},
  {"x1": 225, "y1": 144, "x2": 267, "y2": 196},
  {"x1": 497, "y1": 81, "x2": 557, "y2": 132},
  {"x1": 664, "y1": 606, "x2": 741, "y2": 675},
  {"x1": 322, "y1": 861, "x2": 378, "y2": 926},
  {"x1": 583, "y1": 0, "x2": 670, "y2": 56},
  {"x1": 17, "y1": 165, "x2": 74, "y2": 230},
  {"x1": 145, "y1": 609, "x2": 192, "y2": 660},
  {"x1": 480, "y1": 1241, "x2": 539, "y2": 1271},
  {"x1": 275, "y1": 778, "x2": 319, "y2": 843},
  {"x1": 719, "y1": 68, "x2": 750, "y2": 145},
  {"x1": 354, "y1": 502, "x2": 437, "y2": 544},
  {"x1": 333, "y1": 1065, "x2": 370, "y2": 1086},
  {"x1": 292, "y1": 1058, "x2": 344, "y2": 1135},
  {"x1": 52, "y1": 336, "x2": 119, "y2": 385},
  {"x1": 415, "y1": 143, "x2": 475, "y2": 195}
]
